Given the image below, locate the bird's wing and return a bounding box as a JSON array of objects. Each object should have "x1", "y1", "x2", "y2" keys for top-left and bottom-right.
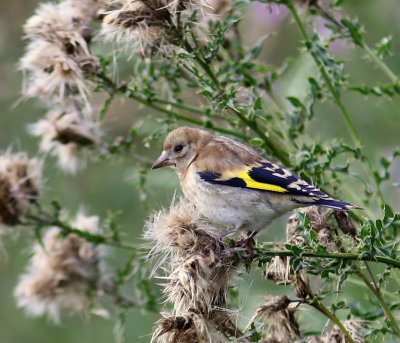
[{"x1": 197, "y1": 160, "x2": 356, "y2": 210}]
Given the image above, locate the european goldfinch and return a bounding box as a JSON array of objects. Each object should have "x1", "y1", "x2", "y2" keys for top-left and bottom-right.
[{"x1": 152, "y1": 127, "x2": 358, "y2": 234}]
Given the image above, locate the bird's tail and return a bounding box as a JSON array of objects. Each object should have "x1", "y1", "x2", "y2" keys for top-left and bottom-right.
[{"x1": 310, "y1": 199, "x2": 362, "y2": 210}]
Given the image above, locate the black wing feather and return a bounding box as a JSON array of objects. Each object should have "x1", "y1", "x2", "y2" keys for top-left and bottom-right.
[{"x1": 197, "y1": 162, "x2": 357, "y2": 210}]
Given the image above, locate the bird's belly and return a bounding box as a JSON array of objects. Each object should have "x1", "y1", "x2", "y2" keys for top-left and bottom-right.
[{"x1": 182, "y1": 176, "x2": 279, "y2": 231}]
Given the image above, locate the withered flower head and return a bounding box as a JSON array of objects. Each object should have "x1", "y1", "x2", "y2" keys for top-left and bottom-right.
[
  {"x1": 254, "y1": 295, "x2": 301, "y2": 343},
  {"x1": 152, "y1": 311, "x2": 228, "y2": 343},
  {"x1": 293, "y1": 271, "x2": 313, "y2": 300},
  {"x1": 333, "y1": 210, "x2": 357, "y2": 236},
  {"x1": 64, "y1": 0, "x2": 105, "y2": 22},
  {"x1": 144, "y1": 199, "x2": 239, "y2": 315},
  {"x1": 21, "y1": 1, "x2": 98, "y2": 105},
  {"x1": 0, "y1": 151, "x2": 42, "y2": 226},
  {"x1": 28, "y1": 107, "x2": 101, "y2": 174},
  {"x1": 101, "y1": 0, "x2": 207, "y2": 54},
  {"x1": 14, "y1": 210, "x2": 107, "y2": 323},
  {"x1": 101, "y1": 0, "x2": 173, "y2": 52},
  {"x1": 321, "y1": 320, "x2": 367, "y2": 343},
  {"x1": 24, "y1": 2, "x2": 91, "y2": 43}
]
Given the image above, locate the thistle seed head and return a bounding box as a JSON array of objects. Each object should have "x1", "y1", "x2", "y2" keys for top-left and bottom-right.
[
  {"x1": 144, "y1": 199, "x2": 239, "y2": 315},
  {"x1": 14, "y1": 210, "x2": 107, "y2": 323},
  {"x1": 255, "y1": 295, "x2": 301, "y2": 343},
  {"x1": 0, "y1": 152, "x2": 42, "y2": 226},
  {"x1": 28, "y1": 107, "x2": 101, "y2": 174},
  {"x1": 152, "y1": 311, "x2": 229, "y2": 343},
  {"x1": 21, "y1": 1, "x2": 98, "y2": 106}
]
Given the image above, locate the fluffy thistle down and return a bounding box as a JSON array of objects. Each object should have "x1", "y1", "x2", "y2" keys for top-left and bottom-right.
[
  {"x1": 144, "y1": 200, "x2": 239, "y2": 314},
  {"x1": 14, "y1": 211, "x2": 107, "y2": 323},
  {"x1": 0, "y1": 151, "x2": 42, "y2": 227},
  {"x1": 21, "y1": 1, "x2": 98, "y2": 105},
  {"x1": 28, "y1": 107, "x2": 102, "y2": 174},
  {"x1": 152, "y1": 311, "x2": 231, "y2": 343},
  {"x1": 252, "y1": 296, "x2": 301, "y2": 343},
  {"x1": 144, "y1": 200, "x2": 244, "y2": 341},
  {"x1": 63, "y1": 0, "x2": 106, "y2": 22},
  {"x1": 100, "y1": 0, "x2": 207, "y2": 54}
]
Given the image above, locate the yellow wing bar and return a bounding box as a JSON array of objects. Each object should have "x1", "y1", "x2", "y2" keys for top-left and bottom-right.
[{"x1": 235, "y1": 169, "x2": 287, "y2": 193}]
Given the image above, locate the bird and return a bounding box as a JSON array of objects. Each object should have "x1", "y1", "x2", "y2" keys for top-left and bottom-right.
[{"x1": 152, "y1": 126, "x2": 359, "y2": 236}]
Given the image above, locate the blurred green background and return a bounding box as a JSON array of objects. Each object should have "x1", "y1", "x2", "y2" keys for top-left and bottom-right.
[{"x1": 1, "y1": 1, "x2": 400, "y2": 342}]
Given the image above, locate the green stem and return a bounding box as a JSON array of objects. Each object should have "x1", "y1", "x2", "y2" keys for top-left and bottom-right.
[
  {"x1": 344, "y1": 277, "x2": 399, "y2": 302},
  {"x1": 154, "y1": 99, "x2": 206, "y2": 115},
  {"x1": 26, "y1": 214, "x2": 137, "y2": 250},
  {"x1": 256, "y1": 249, "x2": 400, "y2": 269},
  {"x1": 356, "y1": 271, "x2": 400, "y2": 336},
  {"x1": 129, "y1": 92, "x2": 249, "y2": 139},
  {"x1": 177, "y1": 34, "x2": 293, "y2": 166},
  {"x1": 97, "y1": 73, "x2": 249, "y2": 141},
  {"x1": 155, "y1": 99, "x2": 233, "y2": 123},
  {"x1": 287, "y1": 0, "x2": 385, "y2": 209},
  {"x1": 184, "y1": 56, "x2": 292, "y2": 165},
  {"x1": 229, "y1": 106, "x2": 292, "y2": 166},
  {"x1": 362, "y1": 43, "x2": 398, "y2": 83},
  {"x1": 333, "y1": 229, "x2": 400, "y2": 336},
  {"x1": 311, "y1": 299, "x2": 355, "y2": 343},
  {"x1": 310, "y1": 2, "x2": 398, "y2": 84}
]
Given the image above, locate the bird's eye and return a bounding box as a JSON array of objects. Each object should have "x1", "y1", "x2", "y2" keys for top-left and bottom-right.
[{"x1": 174, "y1": 144, "x2": 184, "y2": 153}]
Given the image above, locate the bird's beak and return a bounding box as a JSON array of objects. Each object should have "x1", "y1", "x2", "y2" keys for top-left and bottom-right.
[{"x1": 152, "y1": 151, "x2": 172, "y2": 169}]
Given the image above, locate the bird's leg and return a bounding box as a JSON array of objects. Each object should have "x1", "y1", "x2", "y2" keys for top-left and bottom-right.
[
  {"x1": 236, "y1": 231, "x2": 258, "y2": 261},
  {"x1": 219, "y1": 225, "x2": 241, "y2": 238}
]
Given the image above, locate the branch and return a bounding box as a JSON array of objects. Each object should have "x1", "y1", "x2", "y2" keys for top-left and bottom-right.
[
  {"x1": 356, "y1": 269, "x2": 400, "y2": 336},
  {"x1": 96, "y1": 73, "x2": 250, "y2": 141},
  {"x1": 254, "y1": 248, "x2": 400, "y2": 269}
]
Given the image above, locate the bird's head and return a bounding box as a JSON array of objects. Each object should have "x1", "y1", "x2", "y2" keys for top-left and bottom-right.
[{"x1": 152, "y1": 127, "x2": 213, "y2": 174}]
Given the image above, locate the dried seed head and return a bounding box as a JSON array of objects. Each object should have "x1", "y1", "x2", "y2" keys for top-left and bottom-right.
[
  {"x1": 152, "y1": 311, "x2": 228, "y2": 343},
  {"x1": 28, "y1": 108, "x2": 101, "y2": 174},
  {"x1": 293, "y1": 272, "x2": 312, "y2": 300},
  {"x1": 20, "y1": 39, "x2": 97, "y2": 105},
  {"x1": 64, "y1": 0, "x2": 106, "y2": 21},
  {"x1": 333, "y1": 210, "x2": 356, "y2": 236},
  {"x1": 265, "y1": 253, "x2": 293, "y2": 285},
  {"x1": 100, "y1": 0, "x2": 207, "y2": 54},
  {"x1": 255, "y1": 295, "x2": 301, "y2": 342},
  {"x1": 256, "y1": 296, "x2": 291, "y2": 314},
  {"x1": 322, "y1": 320, "x2": 367, "y2": 343},
  {"x1": 0, "y1": 152, "x2": 42, "y2": 226},
  {"x1": 144, "y1": 200, "x2": 238, "y2": 315},
  {"x1": 14, "y1": 211, "x2": 106, "y2": 323},
  {"x1": 153, "y1": 314, "x2": 195, "y2": 343},
  {"x1": 21, "y1": 1, "x2": 98, "y2": 105},
  {"x1": 144, "y1": 199, "x2": 221, "y2": 258},
  {"x1": 24, "y1": 2, "x2": 90, "y2": 42},
  {"x1": 286, "y1": 212, "x2": 306, "y2": 247},
  {"x1": 287, "y1": 207, "x2": 336, "y2": 250},
  {"x1": 101, "y1": 0, "x2": 172, "y2": 53}
]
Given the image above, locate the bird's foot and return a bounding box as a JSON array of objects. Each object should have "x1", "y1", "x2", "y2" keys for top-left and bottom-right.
[
  {"x1": 236, "y1": 231, "x2": 257, "y2": 261},
  {"x1": 219, "y1": 226, "x2": 241, "y2": 239}
]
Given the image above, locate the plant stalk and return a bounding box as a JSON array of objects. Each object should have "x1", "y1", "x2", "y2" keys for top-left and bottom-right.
[
  {"x1": 311, "y1": 299, "x2": 355, "y2": 343},
  {"x1": 287, "y1": 0, "x2": 385, "y2": 210},
  {"x1": 356, "y1": 270, "x2": 400, "y2": 336}
]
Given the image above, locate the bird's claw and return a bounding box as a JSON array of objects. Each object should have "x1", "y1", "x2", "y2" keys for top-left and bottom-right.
[{"x1": 235, "y1": 231, "x2": 257, "y2": 261}]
